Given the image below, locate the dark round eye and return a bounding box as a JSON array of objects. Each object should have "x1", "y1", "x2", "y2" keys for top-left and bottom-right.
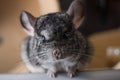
[{"x1": 41, "y1": 35, "x2": 45, "y2": 42}]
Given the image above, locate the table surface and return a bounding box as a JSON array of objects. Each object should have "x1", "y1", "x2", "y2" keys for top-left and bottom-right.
[{"x1": 0, "y1": 70, "x2": 120, "y2": 80}]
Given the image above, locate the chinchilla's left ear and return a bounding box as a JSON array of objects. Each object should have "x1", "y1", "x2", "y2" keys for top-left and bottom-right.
[
  {"x1": 20, "y1": 11, "x2": 37, "y2": 36},
  {"x1": 67, "y1": 0, "x2": 85, "y2": 29}
]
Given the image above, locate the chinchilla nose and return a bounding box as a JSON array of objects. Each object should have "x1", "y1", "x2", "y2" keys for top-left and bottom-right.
[{"x1": 52, "y1": 49, "x2": 61, "y2": 59}]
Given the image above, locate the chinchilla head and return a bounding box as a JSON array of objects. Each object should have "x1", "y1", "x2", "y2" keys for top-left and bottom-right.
[
  {"x1": 20, "y1": 12, "x2": 76, "y2": 62},
  {"x1": 20, "y1": 0, "x2": 85, "y2": 41}
]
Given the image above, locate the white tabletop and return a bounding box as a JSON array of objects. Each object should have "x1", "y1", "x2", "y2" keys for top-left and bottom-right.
[{"x1": 0, "y1": 70, "x2": 120, "y2": 80}]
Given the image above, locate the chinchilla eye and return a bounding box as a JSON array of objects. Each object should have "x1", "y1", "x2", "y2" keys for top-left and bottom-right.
[{"x1": 41, "y1": 35, "x2": 45, "y2": 42}]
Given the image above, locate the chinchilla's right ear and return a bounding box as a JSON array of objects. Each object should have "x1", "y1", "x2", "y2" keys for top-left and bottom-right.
[
  {"x1": 67, "y1": 0, "x2": 85, "y2": 29},
  {"x1": 20, "y1": 11, "x2": 37, "y2": 36}
]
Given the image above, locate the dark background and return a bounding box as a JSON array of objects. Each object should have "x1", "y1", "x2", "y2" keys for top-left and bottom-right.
[{"x1": 59, "y1": 0, "x2": 120, "y2": 37}]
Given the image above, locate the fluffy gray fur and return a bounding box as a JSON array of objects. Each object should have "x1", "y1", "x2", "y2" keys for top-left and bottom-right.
[{"x1": 20, "y1": 0, "x2": 92, "y2": 78}]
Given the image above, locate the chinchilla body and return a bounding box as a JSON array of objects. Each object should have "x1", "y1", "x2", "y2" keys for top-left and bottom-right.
[{"x1": 20, "y1": 0, "x2": 92, "y2": 77}]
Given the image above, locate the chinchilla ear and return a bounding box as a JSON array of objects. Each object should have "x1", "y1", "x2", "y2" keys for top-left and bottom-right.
[
  {"x1": 20, "y1": 11, "x2": 37, "y2": 36},
  {"x1": 67, "y1": 0, "x2": 85, "y2": 29}
]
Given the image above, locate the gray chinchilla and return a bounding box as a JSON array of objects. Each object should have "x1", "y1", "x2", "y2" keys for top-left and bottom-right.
[{"x1": 20, "y1": 0, "x2": 92, "y2": 78}]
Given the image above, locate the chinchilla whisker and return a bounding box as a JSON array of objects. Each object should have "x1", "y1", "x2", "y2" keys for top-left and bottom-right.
[
  {"x1": 10, "y1": 60, "x2": 31, "y2": 73},
  {"x1": 13, "y1": 60, "x2": 23, "y2": 64},
  {"x1": 7, "y1": 60, "x2": 23, "y2": 73},
  {"x1": 79, "y1": 54, "x2": 105, "y2": 64}
]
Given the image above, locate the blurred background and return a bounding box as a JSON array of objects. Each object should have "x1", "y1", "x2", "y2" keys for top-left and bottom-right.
[{"x1": 0, "y1": 0, "x2": 119, "y2": 73}]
